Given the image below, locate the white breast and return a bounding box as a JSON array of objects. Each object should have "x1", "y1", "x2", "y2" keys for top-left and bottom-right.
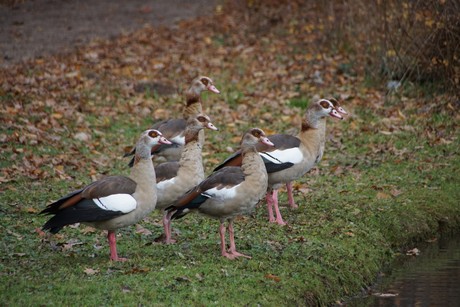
[{"x1": 93, "y1": 194, "x2": 137, "y2": 213}]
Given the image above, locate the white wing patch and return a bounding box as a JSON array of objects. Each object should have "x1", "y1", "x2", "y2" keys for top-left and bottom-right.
[
  {"x1": 204, "y1": 186, "x2": 238, "y2": 200},
  {"x1": 93, "y1": 194, "x2": 137, "y2": 213},
  {"x1": 171, "y1": 135, "x2": 185, "y2": 145},
  {"x1": 157, "y1": 178, "x2": 176, "y2": 190},
  {"x1": 260, "y1": 147, "x2": 303, "y2": 164}
]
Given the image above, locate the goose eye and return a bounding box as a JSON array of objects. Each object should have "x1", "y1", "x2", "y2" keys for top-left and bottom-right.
[
  {"x1": 148, "y1": 130, "x2": 159, "y2": 138},
  {"x1": 200, "y1": 78, "x2": 209, "y2": 86},
  {"x1": 319, "y1": 100, "x2": 331, "y2": 109},
  {"x1": 197, "y1": 116, "x2": 206, "y2": 122},
  {"x1": 252, "y1": 129, "x2": 262, "y2": 137}
]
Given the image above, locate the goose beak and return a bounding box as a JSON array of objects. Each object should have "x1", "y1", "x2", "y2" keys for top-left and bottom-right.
[
  {"x1": 260, "y1": 137, "x2": 275, "y2": 146},
  {"x1": 159, "y1": 136, "x2": 172, "y2": 145},
  {"x1": 330, "y1": 109, "x2": 343, "y2": 120},
  {"x1": 337, "y1": 106, "x2": 348, "y2": 115},
  {"x1": 207, "y1": 84, "x2": 220, "y2": 94},
  {"x1": 207, "y1": 122, "x2": 219, "y2": 131}
]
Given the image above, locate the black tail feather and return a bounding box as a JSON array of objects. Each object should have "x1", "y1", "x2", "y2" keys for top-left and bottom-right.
[
  {"x1": 40, "y1": 189, "x2": 83, "y2": 215},
  {"x1": 41, "y1": 199, "x2": 124, "y2": 233}
]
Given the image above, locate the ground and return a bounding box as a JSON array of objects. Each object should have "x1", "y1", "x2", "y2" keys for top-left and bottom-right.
[
  {"x1": 1, "y1": 1, "x2": 458, "y2": 305},
  {"x1": 0, "y1": 0, "x2": 219, "y2": 67}
]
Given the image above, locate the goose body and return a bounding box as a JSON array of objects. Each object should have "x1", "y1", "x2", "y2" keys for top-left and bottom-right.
[
  {"x1": 41, "y1": 129, "x2": 171, "y2": 261},
  {"x1": 154, "y1": 114, "x2": 218, "y2": 243},
  {"x1": 214, "y1": 99, "x2": 344, "y2": 225},
  {"x1": 166, "y1": 128, "x2": 274, "y2": 259}
]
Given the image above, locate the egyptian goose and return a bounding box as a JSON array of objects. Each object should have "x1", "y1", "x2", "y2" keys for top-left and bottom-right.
[
  {"x1": 214, "y1": 99, "x2": 344, "y2": 225},
  {"x1": 40, "y1": 129, "x2": 171, "y2": 261},
  {"x1": 282, "y1": 97, "x2": 348, "y2": 213},
  {"x1": 166, "y1": 128, "x2": 274, "y2": 259},
  {"x1": 125, "y1": 76, "x2": 219, "y2": 164},
  {"x1": 154, "y1": 114, "x2": 218, "y2": 244}
]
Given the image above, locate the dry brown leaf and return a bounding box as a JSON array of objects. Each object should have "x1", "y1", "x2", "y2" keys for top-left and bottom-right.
[
  {"x1": 135, "y1": 224, "x2": 152, "y2": 236},
  {"x1": 83, "y1": 268, "x2": 100, "y2": 275},
  {"x1": 376, "y1": 192, "x2": 391, "y2": 199},
  {"x1": 81, "y1": 226, "x2": 96, "y2": 234},
  {"x1": 25, "y1": 207, "x2": 38, "y2": 213},
  {"x1": 265, "y1": 274, "x2": 281, "y2": 282}
]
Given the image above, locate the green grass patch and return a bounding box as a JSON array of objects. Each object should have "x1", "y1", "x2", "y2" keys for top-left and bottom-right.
[
  {"x1": 1, "y1": 121, "x2": 459, "y2": 305},
  {"x1": 288, "y1": 97, "x2": 310, "y2": 110}
]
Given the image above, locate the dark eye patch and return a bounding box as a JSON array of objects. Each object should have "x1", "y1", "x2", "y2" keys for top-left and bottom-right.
[
  {"x1": 200, "y1": 78, "x2": 209, "y2": 86},
  {"x1": 319, "y1": 100, "x2": 330, "y2": 109},
  {"x1": 148, "y1": 130, "x2": 159, "y2": 138},
  {"x1": 329, "y1": 98, "x2": 339, "y2": 107},
  {"x1": 252, "y1": 128, "x2": 262, "y2": 137}
]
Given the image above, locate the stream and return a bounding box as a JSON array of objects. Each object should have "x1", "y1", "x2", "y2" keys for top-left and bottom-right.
[{"x1": 352, "y1": 234, "x2": 460, "y2": 306}]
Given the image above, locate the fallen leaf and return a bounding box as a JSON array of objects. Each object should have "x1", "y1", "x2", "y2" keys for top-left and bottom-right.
[
  {"x1": 121, "y1": 285, "x2": 131, "y2": 293},
  {"x1": 126, "y1": 267, "x2": 150, "y2": 274},
  {"x1": 10, "y1": 253, "x2": 27, "y2": 257},
  {"x1": 7, "y1": 229, "x2": 23, "y2": 240},
  {"x1": 35, "y1": 228, "x2": 46, "y2": 237},
  {"x1": 373, "y1": 292, "x2": 399, "y2": 297},
  {"x1": 376, "y1": 192, "x2": 391, "y2": 199},
  {"x1": 406, "y1": 248, "x2": 420, "y2": 256},
  {"x1": 390, "y1": 189, "x2": 402, "y2": 197},
  {"x1": 74, "y1": 132, "x2": 91, "y2": 142},
  {"x1": 81, "y1": 226, "x2": 96, "y2": 234},
  {"x1": 265, "y1": 274, "x2": 281, "y2": 282},
  {"x1": 84, "y1": 268, "x2": 99, "y2": 275},
  {"x1": 61, "y1": 238, "x2": 83, "y2": 250},
  {"x1": 135, "y1": 224, "x2": 152, "y2": 236},
  {"x1": 195, "y1": 273, "x2": 205, "y2": 281},
  {"x1": 25, "y1": 207, "x2": 38, "y2": 213},
  {"x1": 175, "y1": 276, "x2": 190, "y2": 282}
]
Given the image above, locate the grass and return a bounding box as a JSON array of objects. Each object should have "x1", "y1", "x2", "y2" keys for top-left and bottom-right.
[{"x1": 1, "y1": 99, "x2": 459, "y2": 305}]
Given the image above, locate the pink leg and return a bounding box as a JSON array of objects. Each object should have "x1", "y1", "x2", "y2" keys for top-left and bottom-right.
[
  {"x1": 219, "y1": 223, "x2": 234, "y2": 259},
  {"x1": 107, "y1": 231, "x2": 127, "y2": 262},
  {"x1": 286, "y1": 182, "x2": 298, "y2": 209},
  {"x1": 272, "y1": 189, "x2": 286, "y2": 225},
  {"x1": 162, "y1": 211, "x2": 176, "y2": 244},
  {"x1": 266, "y1": 191, "x2": 276, "y2": 223},
  {"x1": 228, "y1": 220, "x2": 251, "y2": 259}
]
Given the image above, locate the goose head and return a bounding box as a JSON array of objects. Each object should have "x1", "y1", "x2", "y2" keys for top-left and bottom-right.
[{"x1": 188, "y1": 76, "x2": 220, "y2": 95}]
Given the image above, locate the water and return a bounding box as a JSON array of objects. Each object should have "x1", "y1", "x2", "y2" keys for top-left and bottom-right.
[{"x1": 354, "y1": 235, "x2": 460, "y2": 307}]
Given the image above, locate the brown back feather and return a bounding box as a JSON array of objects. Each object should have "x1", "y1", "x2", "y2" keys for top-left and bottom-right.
[
  {"x1": 155, "y1": 162, "x2": 180, "y2": 183},
  {"x1": 173, "y1": 167, "x2": 244, "y2": 208},
  {"x1": 58, "y1": 193, "x2": 83, "y2": 210},
  {"x1": 81, "y1": 176, "x2": 137, "y2": 199}
]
